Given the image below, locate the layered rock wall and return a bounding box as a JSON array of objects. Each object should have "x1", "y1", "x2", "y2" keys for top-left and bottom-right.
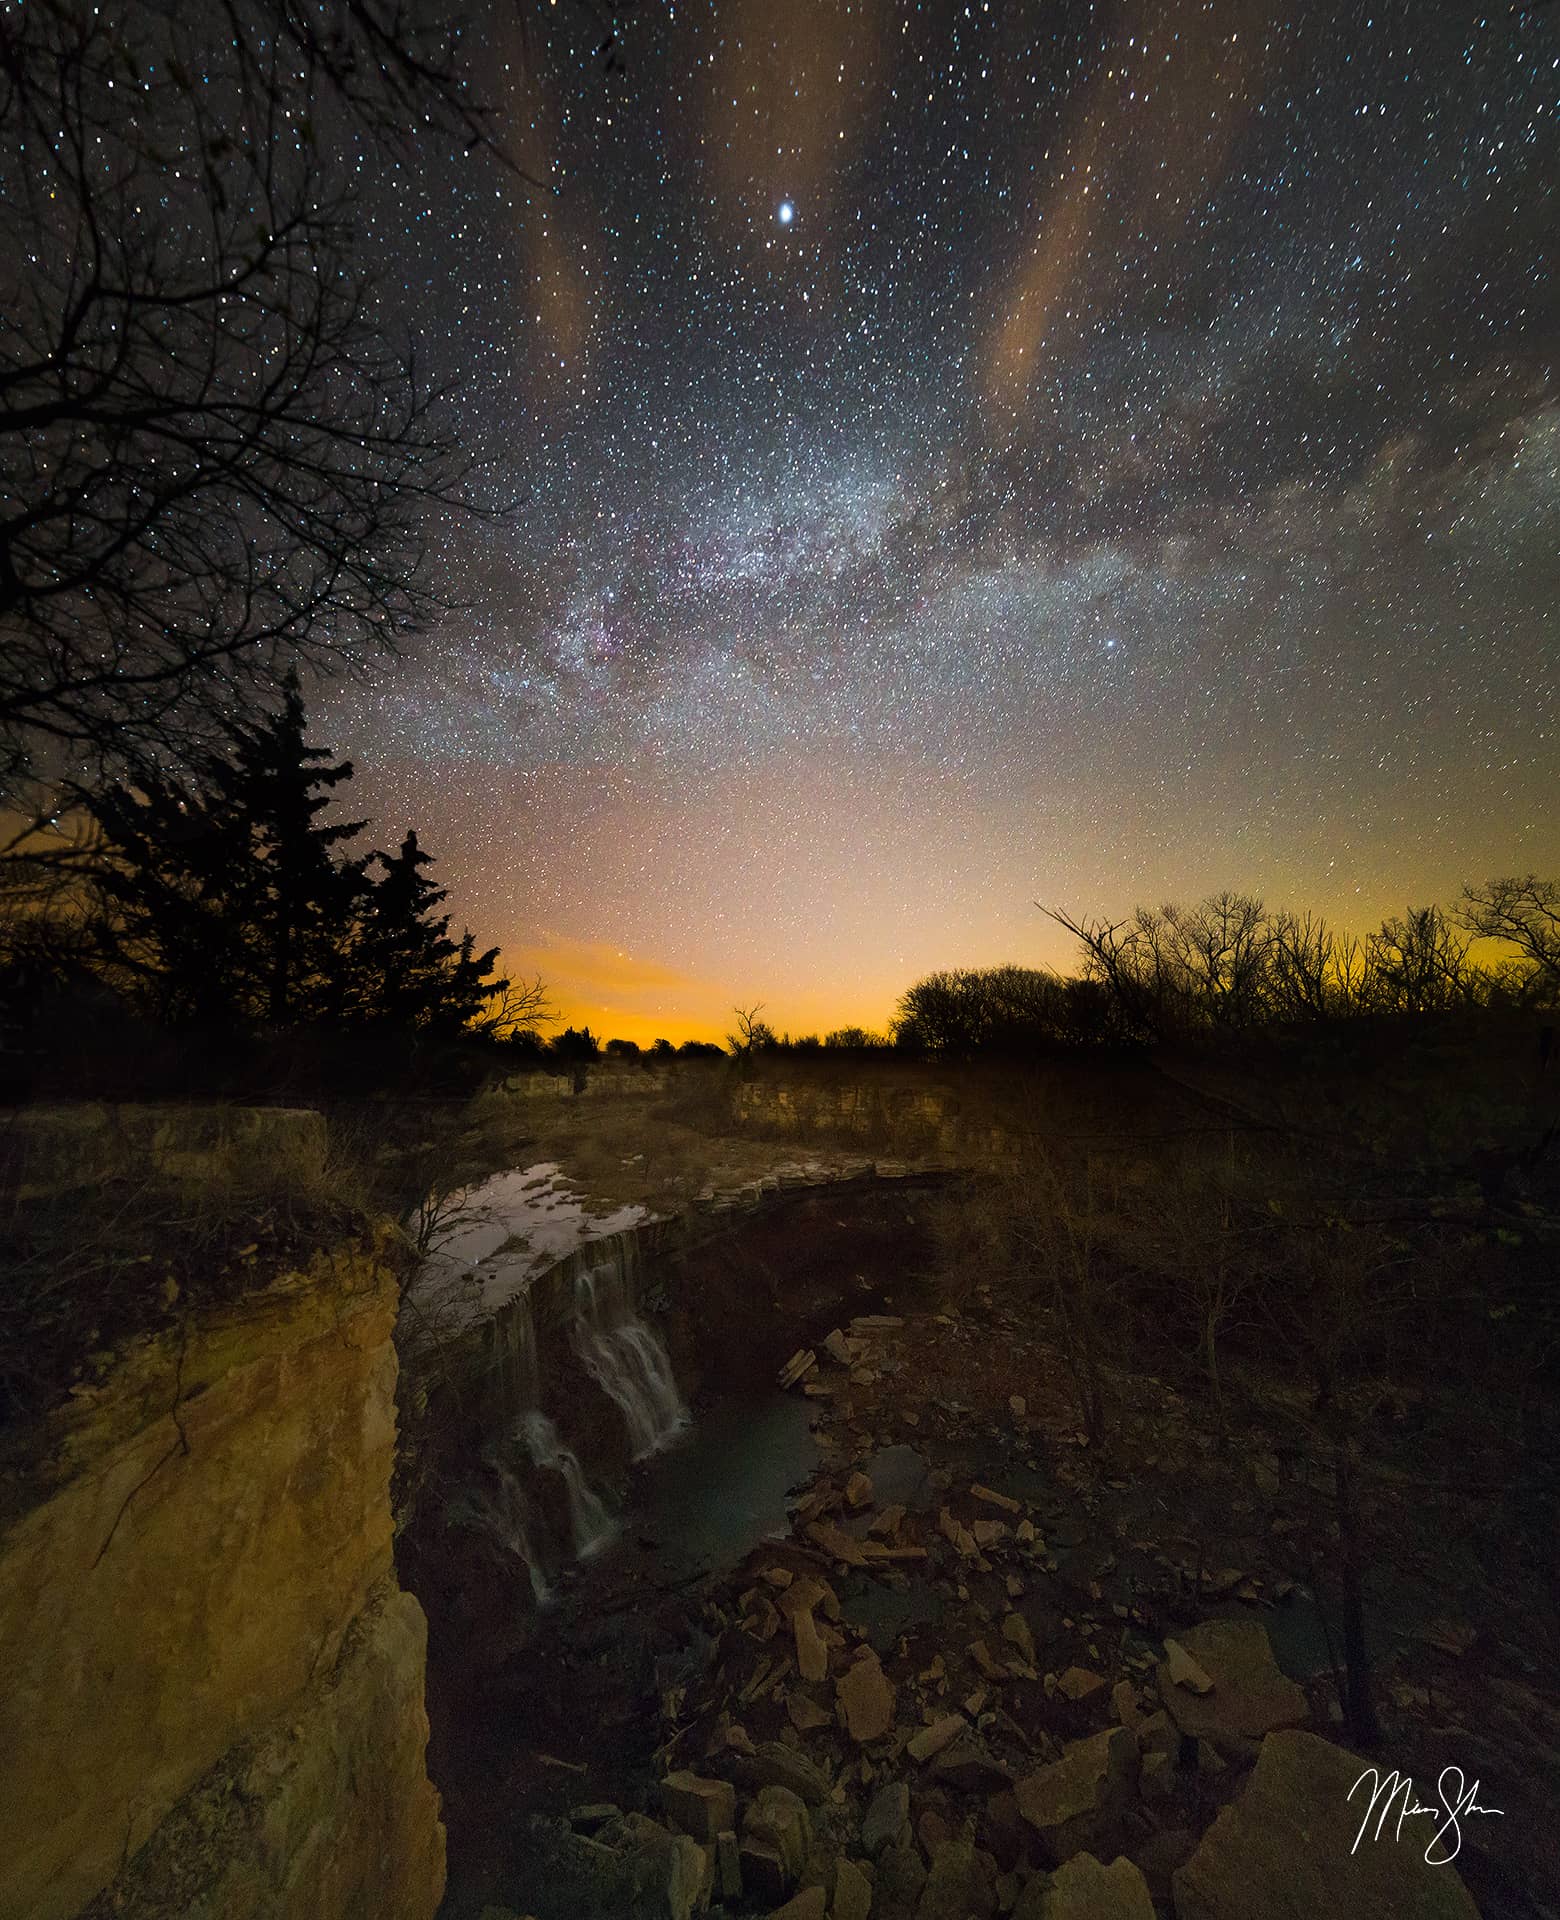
[{"x1": 0, "y1": 1223, "x2": 443, "y2": 1920}]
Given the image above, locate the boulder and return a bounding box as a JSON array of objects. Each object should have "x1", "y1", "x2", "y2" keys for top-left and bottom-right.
[
  {"x1": 569, "y1": 1803, "x2": 621, "y2": 1833},
  {"x1": 659, "y1": 1771, "x2": 736, "y2": 1843},
  {"x1": 1110, "y1": 1683, "x2": 1143, "y2": 1731},
  {"x1": 787, "y1": 1691, "x2": 833, "y2": 1734},
  {"x1": 794, "y1": 1606, "x2": 830, "y2": 1684},
  {"x1": 737, "y1": 1741, "x2": 833, "y2": 1806},
  {"x1": 1162, "y1": 1641, "x2": 1214, "y2": 1696},
  {"x1": 1130, "y1": 1827, "x2": 1197, "y2": 1903},
  {"x1": 767, "y1": 1889, "x2": 825, "y2": 1920},
  {"x1": 1002, "y1": 1614, "x2": 1037, "y2": 1666},
  {"x1": 876, "y1": 1841, "x2": 928, "y2": 1916},
  {"x1": 917, "y1": 1808, "x2": 953, "y2": 1859},
  {"x1": 715, "y1": 1829, "x2": 743, "y2": 1901},
  {"x1": 1036, "y1": 1853, "x2": 1155, "y2": 1919},
  {"x1": 834, "y1": 1855, "x2": 874, "y2": 1920},
  {"x1": 621, "y1": 1816, "x2": 711, "y2": 1920},
  {"x1": 739, "y1": 1839, "x2": 790, "y2": 1908},
  {"x1": 861, "y1": 1779, "x2": 911, "y2": 1856},
  {"x1": 1014, "y1": 1728, "x2": 1138, "y2": 1865},
  {"x1": 907, "y1": 1713, "x2": 967, "y2": 1762},
  {"x1": 915, "y1": 1835, "x2": 998, "y2": 1920},
  {"x1": 929, "y1": 1738, "x2": 1015, "y2": 1794},
  {"x1": 775, "y1": 1574, "x2": 840, "y2": 1623},
  {"x1": 1172, "y1": 1729, "x2": 1482, "y2": 1920},
  {"x1": 741, "y1": 1784, "x2": 813, "y2": 1885},
  {"x1": 1156, "y1": 1620, "x2": 1307, "y2": 1757},
  {"x1": 1055, "y1": 1668, "x2": 1108, "y2": 1704},
  {"x1": 838, "y1": 1648, "x2": 897, "y2": 1744}
]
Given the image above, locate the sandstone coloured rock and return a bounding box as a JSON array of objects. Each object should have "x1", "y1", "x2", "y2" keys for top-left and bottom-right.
[
  {"x1": 838, "y1": 1647, "x2": 897, "y2": 1743},
  {"x1": 715, "y1": 1830, "x2": 743, "y2": 1901},
  {"x1": 741, "y1": 1783, "x2": 812, "y2": 1885},
  {"x1": 1162, "y1": 1639, "x2": 1214, "y2": 1696},
  {"x1": 915, "y1": 1834, "x2": 998, "y2": 1920},
  {"x1": 1155, "y1": 1619, "x2": 1306, "y2": 1756},
  {"x1": 794, "y1": 1605, "x2": 830, "y2": 1684},
  {"x1": 1172, "y1": 1729, "x2": 1482, "y2": 1920},
  {"x1": 834, "y1": 1854, "x2": 873, "y2": 1920},
  {"x1": 1014, "y1": 1728, "x2": 1138, "y2": 1865},
  {"x1": 1034, "y1": 1852, "x2": 1156, "y2": 1919},
  {"x1": 659, "y1": 1770, "x2": 736, "y2": 1842},
  {"x1": 907, "y1": 1713, "x2": 967, "y2": 1762},
  {"x1": 737, "y1": 1741, "x2": 833, "y2": 1805}
]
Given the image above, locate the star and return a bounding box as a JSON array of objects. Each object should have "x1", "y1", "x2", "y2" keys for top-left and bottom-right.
[{"x1": 776, "y1": 200, "x2": 795, "y2": 227}]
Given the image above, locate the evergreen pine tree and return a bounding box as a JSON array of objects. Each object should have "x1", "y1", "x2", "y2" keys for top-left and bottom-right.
[
  {"x1": 88, "y1": 679, "x2": 370, "y2": 1027},
  {"x1": 220, "y1": 677, "x2": 370, "y2": 1024},
  {"x1": 86, "y1": 680, "x2": 508, "y2": 1046},
  {"x1": 360, "y1": 830, "x2": 507, "y2": 1033}
]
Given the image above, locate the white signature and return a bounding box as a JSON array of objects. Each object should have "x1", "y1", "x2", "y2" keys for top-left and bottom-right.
[{"x1": 1349, "y1": 1767, "x2": 1504, "y2": 1866}]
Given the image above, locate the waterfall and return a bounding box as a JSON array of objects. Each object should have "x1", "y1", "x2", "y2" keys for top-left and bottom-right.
[
  {"x1": 447, "y1": 1476, "x2": 552, "y2": 1608},
  {"x1": 489, "y1": 1286, "x2": 541, "y2": 1418},
  {"x1": 571, "y1": 1244, "x2": 688, "y2": 1460},
  {"x1": 522, "y1": 1411, "x2": 616, "y2": 1559}
]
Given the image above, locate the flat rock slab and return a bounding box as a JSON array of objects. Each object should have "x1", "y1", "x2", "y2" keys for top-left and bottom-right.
[
  {"x1": 908, "y1": 1713, "x2": 968, "y2": 1763},
  {"x1": 1173, "y1": 1729, "x2": 1482, "y2": 1920},
  {"x1": 1157, "y1": 1618, "x2": 1307, "y2": 1755},
  {"x1": 1028, "y1": 1853, "x2": 1156, "y2": 1919},
  {"x1": 659, "y1": 1771, "x2": 735, "y2": 1842},
  {"x1": 837, "y1": 1647, "x2": 897, "y2": 1743},
  {"x1": 1015, "y1": 1728, "x2": 1138, "y2": 1866}
]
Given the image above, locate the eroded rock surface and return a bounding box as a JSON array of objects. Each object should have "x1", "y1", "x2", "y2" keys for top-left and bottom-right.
[{"x1": 1173, "y1": 1729, "x2": 1482, "y2": 1920}]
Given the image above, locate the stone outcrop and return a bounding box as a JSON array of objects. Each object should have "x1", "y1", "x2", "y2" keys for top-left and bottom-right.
[
  {"x1": 1172, "y1": 1729, "x2": 1482, "y2": 1920},
  {"x1": 75, "y1": 1582, "x2": 443, "y2": 1920},
  {"x1": 660, "y1": 1771, "x2": 737, "y2": 1843},
  {"x1": 1031, "y1": 1853, "x2": 1156, "y2": 1919},
  {"x1": 1015, "y1": 1728, "x2": 1139, "y2": 1865},
  {"x1": 1, "y1": 1222, "x2": 442, "y2": 1920},
  {"x1": 1156, "y1": 1618, "x2": 1308, "y2": 1756}
]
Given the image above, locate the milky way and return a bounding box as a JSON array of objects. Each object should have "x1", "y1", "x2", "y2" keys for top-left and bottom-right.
[{"x1": 328, "y1": 0, "x2": 1559, "y2": 1041}]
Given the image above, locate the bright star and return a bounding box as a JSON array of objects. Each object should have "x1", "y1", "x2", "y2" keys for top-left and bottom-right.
[{"x1": 777, "y1": 201, "x2": 794, "y2": 226}]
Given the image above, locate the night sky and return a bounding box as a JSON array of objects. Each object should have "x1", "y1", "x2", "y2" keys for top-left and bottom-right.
[{"x1": 326, "y1": 0, "x2": 1559, "y2": 1043}]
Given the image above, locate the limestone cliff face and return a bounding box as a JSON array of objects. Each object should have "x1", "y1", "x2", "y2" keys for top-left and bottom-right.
[
  {"x1": 733, "y1": 1076, "x2": 1019, "y2": 1162},
  {"x1": 0, "y1": 1228, "x2": 444, "y2": 1920}
]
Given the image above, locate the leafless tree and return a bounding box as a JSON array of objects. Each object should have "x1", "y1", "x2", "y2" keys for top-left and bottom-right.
[
  {"x1": 472, "y1": 974, "x2": 554, "y2": 1043},
  {"x1": 0, "y1": 0, "x2": 504, "y2": 834},
  {"x1": 727, "y1": 1002, "x2": 771, "y2": 1058},
  {"x1": 1459, "y1": 876, "x2": 1560, "y2": 993},
  {"x1": 1364, "y1": 906, "x2": 1475, "y2": 1014},
  {"x1": 1162, "y1": 891, "x2": 1272, "y2": 1028}
]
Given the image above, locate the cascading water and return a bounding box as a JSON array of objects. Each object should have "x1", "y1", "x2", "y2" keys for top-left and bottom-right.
[
  {"x1": 489, "y1": 1286, "x2": 541, "y2": 1417},
  {"x1": 571, "y1": 1243, "x2": 688, "y2": 1460},
  {"x1": 446, "y1": 1476, "x2": 552, "y2": 1609},
  {"x1": 522, "y1": 1411, "x2": 616, "y2": 1558}
]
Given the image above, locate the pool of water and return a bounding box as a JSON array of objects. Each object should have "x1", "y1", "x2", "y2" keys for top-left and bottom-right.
[{"x1": 620, "y1": 1388, "x2": 820, "y2": 1582}]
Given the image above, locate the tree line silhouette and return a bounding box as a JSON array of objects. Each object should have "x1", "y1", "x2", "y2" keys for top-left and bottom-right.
[
  {"x1": 888, "y1": 888, "x2": 1560, "y2": 1056},
  {"x1": 0, "y1": 684, "x2": 546, "y2": 1095}
]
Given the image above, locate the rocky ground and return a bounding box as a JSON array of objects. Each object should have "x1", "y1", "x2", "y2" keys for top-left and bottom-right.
[{"x1": 441, "y1": 1256, "x2": 1559, "y2": 1920}]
